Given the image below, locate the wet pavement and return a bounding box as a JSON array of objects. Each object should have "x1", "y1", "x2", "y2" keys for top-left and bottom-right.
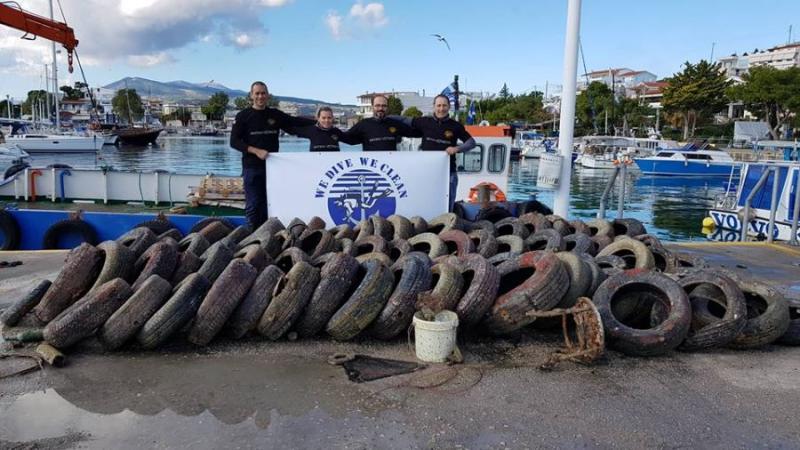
[{"x1": 2, "y1": 250, "x2": 800, "y2": 448}]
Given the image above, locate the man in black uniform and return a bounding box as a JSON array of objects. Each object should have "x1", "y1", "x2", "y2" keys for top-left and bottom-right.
[
  {"x1": 286, "y1": 106, "x2": 357, "y2": 151},
  {"x1": 230, "y1": 81, "x2": 315, "y2": 227},
  {"x1": 395, "y1": 94, "x2": 476, "y2": 211},
  {"x1": 342, "y1": 95, "x2": 418, "y2": 151}
]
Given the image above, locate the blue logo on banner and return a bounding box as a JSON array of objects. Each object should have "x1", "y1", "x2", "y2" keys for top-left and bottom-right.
[{"x1": 327, "y1": 169, "x2": 396, "y2": 226}]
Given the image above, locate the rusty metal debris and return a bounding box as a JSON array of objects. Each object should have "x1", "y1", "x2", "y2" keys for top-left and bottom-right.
[{"x1": 527, "y1": 297, "x2": 605, "y2": 370}]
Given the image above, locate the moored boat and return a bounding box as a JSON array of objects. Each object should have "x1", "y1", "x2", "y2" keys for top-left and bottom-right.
[
  {"x1": 115, "y1": 127, "x2": 164, "y2": 145},
  {"x1": 634, "y1": 148, "x2": 740, "y2": 176}
]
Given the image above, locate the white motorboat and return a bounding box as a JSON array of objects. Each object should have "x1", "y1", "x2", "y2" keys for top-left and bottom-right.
[{"x1": 6, "y1": 133, "x2": 103, "y2": 153}]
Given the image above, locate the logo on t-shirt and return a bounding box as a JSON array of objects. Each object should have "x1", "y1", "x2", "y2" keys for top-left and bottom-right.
[
  {"x1": 267, "y1": 118, "x2": 276, "y2": 126},
  {"x1": 444, "y1": 130, "x2": 454, "y2": 139},
  {"x1": 331, "y1": 134, "x2": 339, "y2": 141},
  {"x1": 388, "y1": 126, "x2": 397, "y2": 134}
]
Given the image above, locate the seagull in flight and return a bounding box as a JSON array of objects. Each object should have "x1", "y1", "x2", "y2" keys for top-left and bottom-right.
[{"x1": 431, "y1": 34, "x2": 451, "y2": 51}]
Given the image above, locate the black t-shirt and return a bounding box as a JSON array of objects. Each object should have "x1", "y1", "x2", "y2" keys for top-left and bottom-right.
[
  {"x1": 411, "y1": 116, "x2": 473, "y2": 171},
  {"x1": 229, "y1": 107, "x2": 315, "y2": 169},
  {"x1": 342, "y1": 117, "x2": 420, "y2": 151},
  {"x1": 286, "y1": 124, "x2": 358, "y2": 152}
]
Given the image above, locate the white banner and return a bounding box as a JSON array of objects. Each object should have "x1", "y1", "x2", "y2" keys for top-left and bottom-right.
[{"x1": 266, "y1": 152, "x2": 449, "y2": 227}]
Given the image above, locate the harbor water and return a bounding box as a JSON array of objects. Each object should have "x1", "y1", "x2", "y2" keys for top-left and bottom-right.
[{"x1": 24, "y1": 137, "x2": 726, "y2": 242}]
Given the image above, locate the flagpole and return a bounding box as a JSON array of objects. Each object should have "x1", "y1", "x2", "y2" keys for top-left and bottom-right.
[{"x1": 553, "y1": 0, "x2": 581, "y2": 218}]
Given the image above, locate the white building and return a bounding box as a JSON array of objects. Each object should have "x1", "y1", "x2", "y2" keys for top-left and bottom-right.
[
  {"x1": 748, "y1": 42, "x2": 800, "y2": 70},
  {"x1": 357, "y1": 91, "x2": 435, "y2": 118},
  {"x1": 577, "y1": 68, "x2": 657, "y2": 97}
]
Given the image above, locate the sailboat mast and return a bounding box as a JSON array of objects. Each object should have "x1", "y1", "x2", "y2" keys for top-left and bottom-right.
[{"x1": 49, "y1": 0, "x2": 60, "y2": 130}]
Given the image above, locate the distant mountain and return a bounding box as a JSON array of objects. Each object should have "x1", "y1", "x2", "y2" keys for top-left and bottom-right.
[{"x1": 102, "y1": 77, "x2": 354, "y2": 106}]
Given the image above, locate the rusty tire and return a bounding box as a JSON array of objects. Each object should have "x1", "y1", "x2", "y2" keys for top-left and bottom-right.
[
  {"x1": 116, "y1": 227, "x2": 158, "y2": 259},
  {"x1": 137, "y1": 273, "x2": 210, "y2": 349},
  {"x1": 408, "y1": 232, "x2": 448, "y2": 259},
  {"x1": 188, "y1": 259, "x2": 258, "y2": 346},
  {"x1": 0, "y1": 280, "x2": 51, "y2": 326},
  {"x1": 295, "y1": 253, "x2": 360, "y2": 338},
  {"x1": 34, "y1": 243, "x2": 103, "y2": 323},
  {"x1": 387, "y1": 215, "x2": 412, "y2": 240},
  {"x1": 178, "y1": 233, "x2": 211, "y2": 258},
  {"x1": 44, "y1": 279, "x2": 133, "y2": 349},
  {"x1": 416, "y1": 262, "x2": 464, "y2": 312},
  {"x1": 226, "y1": 265, "x2": 285, "y2": 339},
  {"x1": 554, "y1": 252, "x2": 592, "y2": 308},
  {"x1": 596, "y1": 238, "x2": 655, "y2": 270},
  {"x1": 439, "y1": 229, "x2": 475, "y2": 256},
  {"x1": 91, "y1": 240, "x2": 136, "y2": 290},
  {"x1": 484, "y1": 251, "x2": 569, "y2": 334},
  {"x1": 468, "y1": 229, "x2": 498, "y2": 258},
  {"x1": 368, "y1": 254, "x2": 433, "y2": 340},
  {"x1": 325, "y1": 260, "x2": 394, "y2": 341},
  {"x1": 677, "y1": 271, "x2": 747, "y2": 351},
  {"x1": 198, "y1": 241, "x2": 235, "y2": 284},
  {"x1": 453, "y1": 254, "x2": 501, "y2": 327},
  {"x1": 494, "y1": 217, "x2": 530, "y2": 239},
  {"x1": 594, "y1": 271, "x2": 691, "y2": 356},
  {"x1": 257, "y1": 261, "x2": 320, "y2": 340},
  {"x1": 100, "y1": 275, "x2": 172, "y2": 350},
  {"x1": 525, "y1": 229, "x2": 565, "y2": 252}
]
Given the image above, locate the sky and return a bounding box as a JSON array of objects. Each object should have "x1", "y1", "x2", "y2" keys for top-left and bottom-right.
[{"x1": 1, "y1": 0, "x2": 799, "y2": 105}]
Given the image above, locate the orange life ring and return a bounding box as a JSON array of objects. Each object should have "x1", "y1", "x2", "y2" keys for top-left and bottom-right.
[{"x1": 468, "y1": 182, "x2": 507, "y2": 203}]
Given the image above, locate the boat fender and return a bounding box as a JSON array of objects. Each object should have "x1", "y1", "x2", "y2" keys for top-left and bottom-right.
[
  {"x1": 0, "y1": 210, "x2": 21, "y2": 250},
  {"x1": 42, "y1": 218, "x2": 99, "y2": 249}
]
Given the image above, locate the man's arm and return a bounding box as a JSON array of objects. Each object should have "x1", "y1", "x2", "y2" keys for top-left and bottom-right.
[
  {"x1": 339, "y1": 121, "x2": 362, "y2": 145},
  {"x1": 275, "y1": 109, "x2": 315, "y2": 131},
  {"x1": 283, "y1": 124, "x2": 312, "y2": 139},
  {"x1": 229, "y1": 110, "x2": 269, "y2": 160},
  {"x1": 389, "y1": 117, "x2": 423, "y2": 138},
  {"x1": 446, "y1": 124, "x2": 476, "y2": 155},
  {"x1": 335, "y1": 127, "x2": 360, "y2": 145}
]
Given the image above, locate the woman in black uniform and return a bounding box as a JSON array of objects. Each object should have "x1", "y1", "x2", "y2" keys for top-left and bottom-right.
[{"x1": 287, "y1": 106, "x2": 356, "y2": 151}]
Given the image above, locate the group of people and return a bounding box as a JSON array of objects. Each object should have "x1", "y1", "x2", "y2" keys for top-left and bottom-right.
[{"x1": 230, "y1": 81, "x2": 476, "y2": 228}]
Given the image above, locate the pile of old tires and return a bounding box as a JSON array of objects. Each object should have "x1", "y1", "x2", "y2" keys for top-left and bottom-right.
[{"x1": 3, "y1": 213, "x2": 798, "y2": 358}]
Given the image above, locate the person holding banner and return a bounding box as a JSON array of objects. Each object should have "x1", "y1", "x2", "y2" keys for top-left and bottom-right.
[
  {"x1": 393, "y1": 94, "x2": 476, "y2": 212},
  {"x1": 285, "y1": 106, "x2": 357, "y2": 152},
  {"x1": 342, "y1": 94, "x2": 418, "y2": 151},
  {"x1": 230, "y1": 81, "x2": 315, "y2": 228}
]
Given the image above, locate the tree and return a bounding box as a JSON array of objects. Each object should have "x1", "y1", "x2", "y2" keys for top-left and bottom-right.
[
  {"x1": 59, "y1": 85, "x2": 82, "y2": 100},
  {"x1": 21, "y1": 90, "x2": 55, "y2": 116},
  {"x1": 234, "y1": 96, "x2": 250, "y2": 110},
  {"x1": 662, "y1": 60, "x2": 731, "y2": 140},
  {"x1": 727, "y1": 66, "x2": 800, "y2": 140},
  {"x1": 387, "y1": 96, "x2": 403, "y2": 115},
  {"x1": 576, "y1": 82, "x2": 613, "y2": 134},
  {"x1": 402, "y1": 106, "x2": 422, "y2": 118},
  {"x1": 112, "y1": 88, "x2": 144, "y2": 122},
  {"x1": 0, "y1": 100, "x2": 16, "y2": 118},
  {"x1": 201, "y1": 92, "x2": 229, "y2": 121},
  {"x1": 499, "y1": 83, "x2": 511, "y2": 100}
]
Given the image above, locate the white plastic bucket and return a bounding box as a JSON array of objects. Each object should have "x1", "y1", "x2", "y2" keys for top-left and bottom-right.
[{"x1": 412, "y1": 310, "x2": 459, "y2": 363}]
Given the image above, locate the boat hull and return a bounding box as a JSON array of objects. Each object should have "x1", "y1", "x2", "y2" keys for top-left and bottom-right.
[
  {"x1": 709, "y1": 208, "x2": 798, "y2": 241},
  {"x1": 116, "y1": 128, "x2": 163, "y2": 145},
  {"x1": 7, "y1": 135, "x2": 103, "y2": 153},
  {"x1": 635, "y1": 159, "x2": 739, "y2": 176}
]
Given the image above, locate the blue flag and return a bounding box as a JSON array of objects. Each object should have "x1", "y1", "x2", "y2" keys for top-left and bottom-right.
[
  {"x1": 440, "y1": 82, "x2": 456, "y2": 104},
  {"x1": 466, "y1": 101, "x2": 476, "y2": 125}
]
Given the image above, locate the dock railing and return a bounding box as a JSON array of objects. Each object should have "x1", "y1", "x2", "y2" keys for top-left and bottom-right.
[
  {"x1": 596, "y1": 160, "x2": 630, "y2": 220},
  {"x1": 739, "y1": 166, "x2": 776, "y2": 242}
]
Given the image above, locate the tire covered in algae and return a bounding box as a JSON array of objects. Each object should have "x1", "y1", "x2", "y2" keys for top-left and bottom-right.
[
  {"x1": 44, "y1": 278, "x2": 133, "y2": 349},
  {"x1": 178, "y1": 233, "x2": 211, "y2": 257},
  {"x1": 274, "y1": 247, "x2": 310, "y2": 273},
  {"x1": 368, "y1": 254, "x2": 433, "y2": 340},
  {"x1": 225, "y1": 265, "x2": 284, "y2": 339},
  {"x1": 483, "y1": 251, "x2": 568, "y2": 334},
  {"x1": 408, "y1": 232, "x2": 448, "y2": 259},
  {"x1": 596, "y1": 238, "x2": 655, "y2": 270},
  {"x1": 416, "y1": 262, "x2": 464, "y2": 312},
  {"x1": 198, "y1": 220, "x2": 233, "y2": 244},
  {"x1": 726, "y1": 277, "x2": 790, "y2": 349},
  {"x1": 387, "y1": 214, "x2": 413, "y2": 240},
  {"x1": 188, "y1": 259, "x2": 258, "y2": 346},
  {"x1": 494, "y1": 217, "x2": 529, "y2": 239},
  {"x1": 468, "y1": 229, "x2": 498, "y2": 258},
  {"x1": 369, "y1": 215, "x2": 395, "y2": 241},
  {"x1": 554, "y1": 252, "x2": 592, "y2": 308},
  {"x1": 233, "y1": 244, "x2": 270, "y2": 273},
  {"x1": 678, "y1": 271, "x2": 746, "y2": 351},
  {"x1": 496, "y1": 235, "x2": 525, "y2": 254},
  {"x1": 90, "y1": 241, "x2": 136, "y2": 291},
  {"x1": 100, "y1": 275, "x2": 172, "y2": 350},
  {"x1": 326, "y1": 259, "x2": 394, "y2": 341},
  {"x1": 452, "y1": 254, "x2": 501, "y2": 327},
  {"x1": 296, "y1": 228, "x2": 336, "y2": 260},
  {"x1": 1, "y1": 280, "x2": 51, "y2": 327},
  {"x1": 198, "y1": 241, "x2": 235, "y2": 284},
  {"x1": 294, "y1": 253, "x2": 360, "y2": 338},
  {"x1": 35, "y1": 243, "x2": 103, "y2": 323},
  {"x1": 171, "y1": 251, "x2": 202, "y2": 285},
  {"x1": 132, "y1": 241, "x2": 179, "y2": 291},
  {"x1": 137, "y1": 273, "x2": 210, "y2": 349},
  {"x1": 117, "y1": 227, "x2": 157, "y2": 259},
  {"x1": 439, "y1": 229, "x2": 475, "y2": 256},
  {"x1": 525, "y1": 229, "x2": 565, "y2": 252},
  {"x1": 427, "y1": 213, "x2": 463, "y2": 234},
  {"x1": 257, "y1": 261, "x2": 320, "y2": 340},
  {"x1": 354, "y1": 235, "x2": 388, "y2": 255}
]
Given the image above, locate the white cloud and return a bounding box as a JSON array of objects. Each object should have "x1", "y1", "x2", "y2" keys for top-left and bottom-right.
[
  {"x1": 325, "y1": 2, "x2": 388, "y2": 40},
  {"x1": 128, "y1": 52, "x2": 176, "y2": 67},
  {"x1": 349, "y1": 2, "x2": 388, "y2": 28},
  {"x1": 325, "y1": 12, "x2": 344, "y2": 40}
]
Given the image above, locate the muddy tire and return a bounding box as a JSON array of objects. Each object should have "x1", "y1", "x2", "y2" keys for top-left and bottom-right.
[
  {"x1": 368, "y1": 215, "x2": 394, "y2": 241},
  {"x1": 439, "y1": 229, "x2": 475, "y2": 256},
  {"x1": 596, "y1": 254, "x2": 627, "y2": 277},
  {"x1": 330, "y1": 224, "x2": 355, "y2": 240},
  {"x1": 0, "y1": 280, "x2": 51, "y2": 326},
  {"x1": 188, "y1": 260, "x2": 258, "y2": 346},
  {"x1": 34, "y1": 243, "x2": 103, "y2": 323},
  {"x1": 568, "y1": 220, "x2": 591, "y2": 235},
  {"x1": 487, "y1": 251, "x2": 521, "y2": 267},
  {"x1": 564, "y1": 233, "x2": 595, "y2": 255},
  {"x1": 554, "y1": 252, "x2": 592, "y2": 308},
  {"x1": 137, "y1": 273, "x2": 210, "y2": 349},
  {"x1": 237, "y1": 217, "x2": 285, "y2": 251},
  {"x1": 326, "y1": 260, "x2": 394, "y2": 340},
  {"x1": 178, "y1": 233, "x2": 211, "y2": 258},
  {"x1": 612, "y1": 218, "x2": 646, "y2": 237},
  {"x1": 368, "y1": 255, "x2": 433, "y2": 339},
  {"x1": 91, "y1": 241, "x2": 136, "y2": 290},
  {"x1": 596, "y1": 238, "x2": 654, "y2": 270},
  {"x1": 218, "y1": 224, "x2": 252, "y2": 249},
  {"x1": 408, "y1": 232, "x2": 448, "y2": 259},
  {"x1": 495, "y1": 217, "x2": 530, "y2": 239},
  {"x1": 132, "y1": 241, "x2": 179, "y2": 291},
  {"x1": 117, "y1": 227, "x2": 158, "y2": 259},
  {"x1": 307, "y1": 216, "x2": 326, "y2": 231},
  {"x1": 387, "y1": 215, "x2": 413, "y2": 240},
  {"x1": 296, "y1": 229, "x2": 336, "y2": 260},
  {"x1": 44, "y1": 279, "x2": 133, "y2": 349},
  {"x1": 198, "y1": 242, "x2": 234, "y2": 284},
  {"x1": 287, "y1": 217, "x2": 307, "y2": 239},
  {"x1": 633, "y1": 234, "x2": 663, "y2": 250},
  {"x1": 468, "y1": 229, "x2": 498, "y2": 258},
  {"x1": 591, "y1": 234, "x2": 613, "y2": 253},
  {"x1": 416, "y1": 262, "x2": 464, "y2": 312},
  {"x1": 594, "y1": 271, "x2": 691, "y2": 356},
  {"x1": 189, "y1": 217, "x2": 235, "y2": 234},
  {"x1": 650, "y1": 246, "x2": 678, "y2": 273},
  {"x1": 726, "y1": 278, "x2": 790, "y2": 349},
  {"x1": 353, "y1": 219, "x2": 374, "y2": 241},
  {"x1": 158, "y1": 228, "x2": 184, "y2": 242},
  {"x1": 467, "y1": 220, "x2": 496, "y2": 236},
  {"x1": 495, "y1": 235, "x2": 526, "y2": 254},
  {"x1": 587, "y1": 219, "x2": 614, "y2": 238},
  {"x1": 256, "y1": 262, "x2": 320, "y2": 340},
  {"x1": 354, "y1": 234, "x2": 389, "y2": 256},
  {"x1": 171, "y1": 251, "x2": 202, "y2": 285},
  {"x1": 410, "y1": 216, "x2": 428, "y2": 235},
  {"x1": 474, "y1": 206, "x2": 512, "y2": 223},
  {"x1": 388, "y1": 239, "x2": 411, "y2": 262},
  {"x1": 133, "y1": 219, "x2": 177, "y2": 236},
  {"x1": 274, "y1": 247, "x2": 310, "y2": 273},
  {"x1": 518, "y1": 213, "x2": 552, "y2": 235},
  {"x1": 427, "y1": 213, "x2": 463, "y2": 234},
  {"x1": 677, "y1": 271, "x2": 747, "y2": 351},
  {"x1": 226, "y1": 266, "x2": 284, "y2": 339},
  {"x1": 484, "y1": 251, "x2": 569, "y2": 334},
  {"x1": 548, "y1": 217, "x2": 571, "y2": 237},
  {"x1": 100, "y1": 275, "x2": 172, "y2": 350},
  {"x1": 295, "y1": 253, "x2": 360, "y2": 338},
  {"x1": 453, "y1": 254, "x2": 501, "y2": 327},
  {"x1": 580, "y1": 253, "x2": 606, "y2": 297},
  {"x1": 525, "y1": 229, "x2": 565, "y2": 252},
  {"x1": 355, "y1": 251, "x2": 393, "y2": 266},
  {"x1": 668, "y1": 252, "x2": 709, "y2": 273},
  {"x1": 233, "y1": 244, "x2": 270, "y2": 272},
  {"x1": 338, "y1": 237, "x2": 356, "y2": 256}
]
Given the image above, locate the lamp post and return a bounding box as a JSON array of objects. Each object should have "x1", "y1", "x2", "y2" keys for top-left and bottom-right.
[{"x1": 6, "y1": 95, "x2": 10, "y2": 119}]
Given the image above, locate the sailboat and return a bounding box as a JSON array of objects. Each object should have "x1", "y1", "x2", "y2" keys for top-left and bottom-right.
[{"x1": 114, "y1": 84, "x2": 163, "y2": 145}]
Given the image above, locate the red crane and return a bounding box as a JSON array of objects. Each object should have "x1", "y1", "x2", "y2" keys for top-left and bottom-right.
[{"x1": 0, "y1": 2, "x2": 79, "y2": 72}]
